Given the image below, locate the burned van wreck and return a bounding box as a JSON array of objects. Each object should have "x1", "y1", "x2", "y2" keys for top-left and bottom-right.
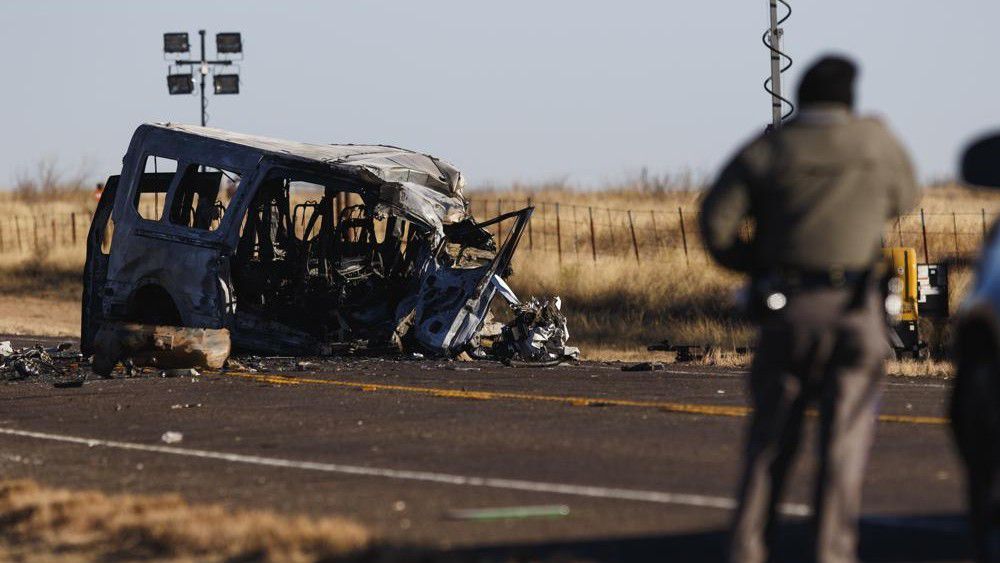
[{"x1": 82, "y1": 123, "x2": 576, "y2": 375}]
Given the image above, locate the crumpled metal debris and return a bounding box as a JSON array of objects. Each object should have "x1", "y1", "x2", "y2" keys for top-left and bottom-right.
[
  {"x1": 622, "y1": 361, "x2": 666, "y2": 372},
  {"x1": 492, "y1": 297, "x2": 580, "y2": 364},
  {"x1": 0, "y1": 342, "x2": 80, "y2": 382}
]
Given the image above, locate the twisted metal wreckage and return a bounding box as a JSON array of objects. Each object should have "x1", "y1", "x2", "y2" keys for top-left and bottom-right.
[{"x1": 82, "y1": 124, "x2": 577, "y2": 376}]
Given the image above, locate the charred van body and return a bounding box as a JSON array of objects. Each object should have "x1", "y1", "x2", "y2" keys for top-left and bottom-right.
[{"x1": 82, "y1": 124, "x2": 575, "y2": 374}]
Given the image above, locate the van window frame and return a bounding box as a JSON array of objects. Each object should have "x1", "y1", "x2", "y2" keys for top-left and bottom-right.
[{"x1": 118, "y1": 129, "x2": 264, "y2": 240}]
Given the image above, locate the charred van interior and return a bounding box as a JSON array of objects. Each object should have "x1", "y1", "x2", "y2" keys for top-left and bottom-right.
[
  {"x1": 82, "y1": 124, "x2": 577, "y2": 375},
  {"x1": 229, "y1": 168, "x2": 503, "y2": 354}
]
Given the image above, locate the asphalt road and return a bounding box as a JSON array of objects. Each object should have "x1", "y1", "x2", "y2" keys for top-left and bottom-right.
[{"x1": 0, "y1": 336, "x2": 973, "y2": 562}]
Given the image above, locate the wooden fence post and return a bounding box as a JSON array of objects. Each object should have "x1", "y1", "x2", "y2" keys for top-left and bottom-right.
[
  {"x1": 953, "y1": 212, "x2": 960, "y2": 256},
  {"x1": 627, "y1": 210, "x2": 640, "y2": 265},
  {"x1": 572, "y1": 205, "x2": 579, "y2": 259},
  {"x1": 51, "y1": 217, "x2": 57, "y2": 245},
  {"x1": 678, "y1": 207, "x2": 690, "y2": 266},
  {"x1": 920, "y1": 208, "x2": 930, "y2": 264},
  {"x1": 32, "y1": 216, "x2": 38, "y2": 249},
  {"x1": 71, "y1": 212, "x2": 77, "y2": 245},
  {"x1": 555, "y1": 203, "x2": 562, "y2": 264},
  {"x1": 14, "y1": 217, "x2": 22, "y2": 252},
  {"x1": 588, "y1": 206, "x2": 597, "y2": 262}
]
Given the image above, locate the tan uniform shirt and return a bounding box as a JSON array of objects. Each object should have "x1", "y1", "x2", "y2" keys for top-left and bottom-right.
[{"x1": 700, "y1": 105, "x2": 920, "y2": 273}]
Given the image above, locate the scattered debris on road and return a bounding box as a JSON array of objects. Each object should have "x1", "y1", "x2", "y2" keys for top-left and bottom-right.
[
  {"x1": 621, "y1": 361, "x2": 666, "y2": 372},
  {"x1": 0, "y1": 341, "x2": 84, "y2": 385},
  {"x1": 161, "y1": 367, "x2": 202, "y2": 378},
  {"x1": 646, "y1": 341, "x2": 713, "y2": 363},
  {"x1": 160, "y1": 431, "x2": 184, "y2": 444}
]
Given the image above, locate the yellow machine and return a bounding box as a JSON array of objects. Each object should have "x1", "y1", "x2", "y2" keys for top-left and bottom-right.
[
  {"x1": 883, "y1": 247, "x2": 922, "y2": 358},
  {"x1": 884, "y1": 247, "x2": 920, "y2": 319},
  {"x1": 883, "y1": 247, "x2": 952, "y2": 359}
]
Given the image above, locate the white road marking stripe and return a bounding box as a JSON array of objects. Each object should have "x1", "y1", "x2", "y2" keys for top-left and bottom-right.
[{"x1": 0, "y1": 426, "x2": 810, "y2": 517}]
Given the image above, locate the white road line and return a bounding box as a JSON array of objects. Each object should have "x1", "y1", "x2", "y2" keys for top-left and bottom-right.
[{"x1": 0, "y1": 426, "x2": 810, "y2": 517}]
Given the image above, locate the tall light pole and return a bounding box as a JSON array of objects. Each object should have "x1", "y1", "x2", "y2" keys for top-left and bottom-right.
[
  {"x1": 163, "y1": 30, "x2": 243, "y2": 127},
  {"x1": 763, "y1": 1, "x2": 793, "y2": 128}
]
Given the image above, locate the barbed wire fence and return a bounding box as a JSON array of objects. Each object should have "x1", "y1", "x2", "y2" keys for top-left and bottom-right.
[
  {"x1": 0, "y1": 211, "x2": 89, "y2": 252},
  {"x1": 0, "y1": 198, "x2": 995, "y2": 267},
  {"x1": 469, "y1": 198, "x2": 998, "y2": 267}
]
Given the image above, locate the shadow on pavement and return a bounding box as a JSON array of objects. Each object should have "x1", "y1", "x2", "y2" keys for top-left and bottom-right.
[{"x1": 447, "y1": 514, "x2": 972, "y2": 562}]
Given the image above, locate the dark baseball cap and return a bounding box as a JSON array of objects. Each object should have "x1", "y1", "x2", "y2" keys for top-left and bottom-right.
[{"x1": 796, "y1": 55, "x2": 858, "y2": 109}]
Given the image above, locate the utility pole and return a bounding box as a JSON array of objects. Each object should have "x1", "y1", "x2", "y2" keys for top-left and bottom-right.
[
  {"x1": 163, "y1": 31, "x2": 242, "y2": 127},
  {"x1": 767, "y1": 3, "x2": 783, "y2": 128},
  {"x1": 199, "y1": 31, "x2": 208, "y2": 126},
  {"x1": 763, "y1": 1, "x2": 793, "y2": 128}
]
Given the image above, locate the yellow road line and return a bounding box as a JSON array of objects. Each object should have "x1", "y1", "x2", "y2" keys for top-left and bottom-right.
[{"x1": 223, "y1": 372, "x2": 948, "y2": 426}]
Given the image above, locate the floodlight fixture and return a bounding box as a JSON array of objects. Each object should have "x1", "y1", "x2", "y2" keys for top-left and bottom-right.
[
  {"x1": 213, "y1": 74, "x2": 240, "y2": 95},
  {"x1": 167, "y1": 73, "x2": 194, "y2": 95},
  {"x1": 215, "y1": 32, "x2": 242, "y2": 54},
  {"x1": 163, "y1": 32, "x2": 190, "y2": 53},
  {"x1": 162, "y1": 29, "x2": 243, "y2": 126}
]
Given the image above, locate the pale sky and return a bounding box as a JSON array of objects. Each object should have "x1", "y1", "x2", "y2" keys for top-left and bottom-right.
[{"x1": 1, "y1": 1, "x2": 997, "y2": 188}]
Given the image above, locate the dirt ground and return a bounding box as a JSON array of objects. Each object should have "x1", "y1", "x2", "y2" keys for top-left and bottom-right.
[{"x1": 0, "y1": 295, "x2": 79, "y2": 337}]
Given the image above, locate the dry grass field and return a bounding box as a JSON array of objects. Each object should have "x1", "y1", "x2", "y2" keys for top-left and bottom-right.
[
  {"x1": 0, "y1": 182, "x2": 996, "y2": 371},
  {"x1": 0, "y1": 479, "x2": 370, "y2": 562}
]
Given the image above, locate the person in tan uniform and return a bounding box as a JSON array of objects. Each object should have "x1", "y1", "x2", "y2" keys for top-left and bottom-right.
[{"x1": 700, "y1": 55, "x2": 920, "y2": 563}]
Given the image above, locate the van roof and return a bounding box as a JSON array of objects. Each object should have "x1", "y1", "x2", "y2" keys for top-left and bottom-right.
[{"x1": 145, "y1": 122, "x2": 465, "y2": 197}]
